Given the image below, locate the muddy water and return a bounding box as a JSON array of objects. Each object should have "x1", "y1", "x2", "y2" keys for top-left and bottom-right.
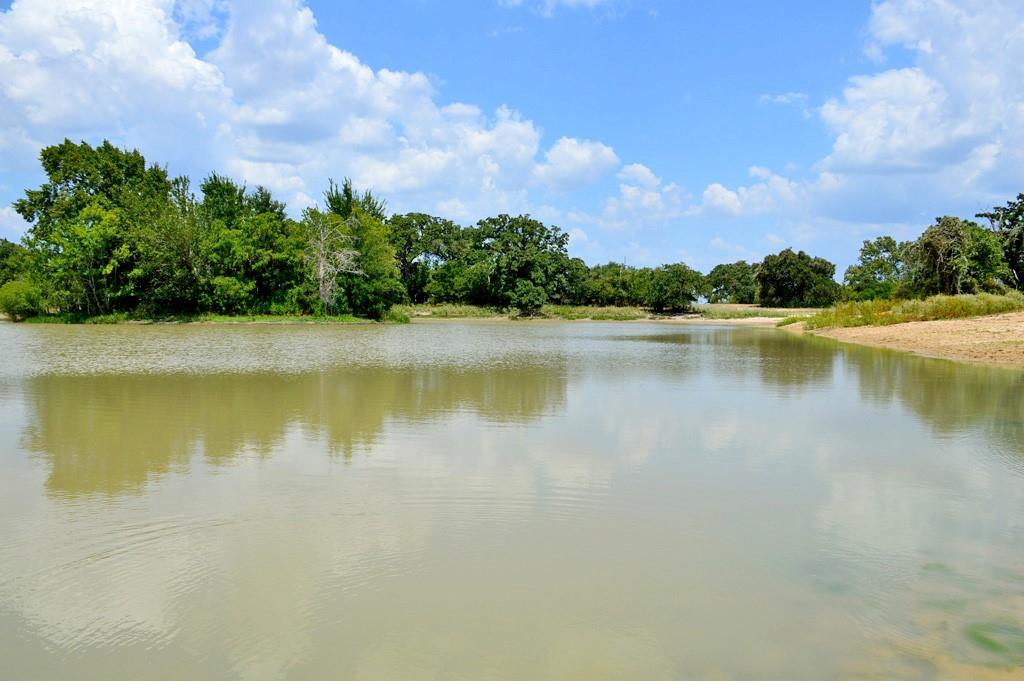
[{"x1": 0, "y1": 321, "x2": 1022, "y2": 680}]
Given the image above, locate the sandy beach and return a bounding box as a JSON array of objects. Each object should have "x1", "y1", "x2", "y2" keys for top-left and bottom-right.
[{"x1": 788, "y1": 311, "x2": 1024, "y2": 369}]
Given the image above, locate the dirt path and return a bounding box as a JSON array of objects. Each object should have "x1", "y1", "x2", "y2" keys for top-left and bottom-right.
[{"x1": 789, "y1": 311, "x2": 1024, "y2": 369}]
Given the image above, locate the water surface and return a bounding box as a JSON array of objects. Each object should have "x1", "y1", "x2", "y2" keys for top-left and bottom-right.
[{"x1": 1, "y1": 321, "x2": 1022, "y2": 680}]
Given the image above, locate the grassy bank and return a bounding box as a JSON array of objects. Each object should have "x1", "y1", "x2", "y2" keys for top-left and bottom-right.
[
  {"x1": 399, "y1": 304, "x2": 504, "y2": 318},
  {"x1": 539, "y1": 305, "x2": 648, "y2": 320},
  {"x1": 399, "y1": 303, "x2": 646, "y2": 320},
  {"x1": 696, "y1": 303, "x2": 818, "y2": 320},
  {"x1": 401, "y1": 303, "x2": 796, "y2": 322},
  {"x1": 788, "y1": 291, "x2": 1024, "y2": 330}
]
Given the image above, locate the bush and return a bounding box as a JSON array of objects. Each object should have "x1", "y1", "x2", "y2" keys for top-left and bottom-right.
[
  {"x1": 208, "y1": 276, "x2": 255, "y2": 314},
  {"x1": 0, "y1": 280, "x2": 43, "y2": 321},
  {"x1": 510, "y1": 279, "x2": 548, "y2": 315}
]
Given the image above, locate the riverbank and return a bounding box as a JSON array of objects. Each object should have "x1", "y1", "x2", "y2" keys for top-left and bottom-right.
[
  {"x1": 786, "y1": 311, "x2": 1024, "y2": 369},
  {"x1": 402, "y1": 302, "x2": 814, "y2": 325},
  {"x1": 2, "y1": 303, "x2": 813, "y2": 326}
]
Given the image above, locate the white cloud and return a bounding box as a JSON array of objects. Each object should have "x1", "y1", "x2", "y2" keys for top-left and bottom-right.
[
  {"x1": 695, "y1": 167, "x2": 799, "y2": 218},
  {"x1": 692, "y1": 0, "x2": 1024, "y2": 248},
  {"x1": 0, "y1": 0, "x2": 229, "y2": 175},
  {"x1": 568, "y1": 227, "x2": 589, "y2": 245},
  {"x1": 759, "y1": 91, "x2": 808, "y2": 107},
  {"x1": 498, "y1": 0, "x2": 616, "y2": 16},
  {"x1": 701, "y1": 184, "x2": 742, "y2": 217},
  {"x1": 820, "y1": 0, "x2": 1024, "y2": 193},
  {"x1": 0, "y1": 0, "x2": 622, "y2": 236},
  {"x1": 599, "y1": 176, "x2": 684, "y2": 231},
  {"x1": 617, "y1": 163, "x2": 660, "y2": 190},
  {"x1": 820, "y1": 67, "x2": 964, "y2": 172},
  {"x1": 532, "y1": 136, "x2": 618, "y2": 192}
]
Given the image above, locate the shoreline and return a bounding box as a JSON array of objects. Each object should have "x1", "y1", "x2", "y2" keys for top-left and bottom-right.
[
  {"x1": 7, "y1": 308, "x2": 1024, "y2": 368},
  {"x1": 786, "y1": 311, "x2": 1024, "y2": 369}
]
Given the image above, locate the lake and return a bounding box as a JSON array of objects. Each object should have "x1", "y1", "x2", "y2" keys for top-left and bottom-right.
[{"x1": 0, "y1": 321, "x2": 1022, "y2": 680}]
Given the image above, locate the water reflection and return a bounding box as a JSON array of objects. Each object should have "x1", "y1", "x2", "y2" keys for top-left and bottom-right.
[
  {"x1": 25, "y1": 364, "x2": 568, "y2": 496},
  {"x1": 1, "y1": 322, "x2": 1022, "y2": 681},
  {"x1": 621, "y1": 328, "x2": 837, "y2": 395},
  {"x1": 837, "y1": 343, "x2": 1024, "y2": 460}
]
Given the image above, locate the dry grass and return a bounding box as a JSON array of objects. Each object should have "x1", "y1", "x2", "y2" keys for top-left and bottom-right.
[{"x1": 798, "y1": 291, "x2": 1024, "y2": 330}]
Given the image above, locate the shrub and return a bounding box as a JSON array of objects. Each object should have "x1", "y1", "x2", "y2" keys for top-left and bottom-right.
[
  {"x1": 0, "y1": 280, "x2": 43, "y2": 321},
  {"x1": 510, "y1": 279, "x2": 548, "y2": 315}
]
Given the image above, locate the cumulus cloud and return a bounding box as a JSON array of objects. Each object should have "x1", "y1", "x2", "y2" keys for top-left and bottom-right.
[
  {"x1": 820, "y1": 0, "x2": 1024, "y2": 195},
  {"x1": 694, "y1": 0, "x2": 1024, "y2": 245},
  {"x1": 0, "y1": 0, "x2": 621, "y2": 233},
  {"x1": 695, "y1": 167, "x2": 799, "y2": 218},
  {"x1": 532, "y1": 137, "x2": 619, "y2": 192},
  {"x1": 617, "y1": 163, "x2": 660, "y2": 190},
  {"x1": 597, "y1": 164, "x2": 685, "y2": 230}
]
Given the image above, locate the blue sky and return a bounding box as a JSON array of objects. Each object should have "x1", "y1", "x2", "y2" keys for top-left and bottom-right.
[{"x1": 1, "y1": 0, "x2": 1021, "y2": 275}]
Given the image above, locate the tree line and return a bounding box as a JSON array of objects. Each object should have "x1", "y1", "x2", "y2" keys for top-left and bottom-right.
[{"x1": 1, "y1": 140, "x2": 1022, "y2": 321}]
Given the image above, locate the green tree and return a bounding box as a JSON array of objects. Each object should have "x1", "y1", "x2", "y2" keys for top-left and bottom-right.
[
  {"x1": 474, "y1": 214, "x2": 573, "y2": 312},
  {"x1": 842, "y1": 236, "x2": 906, "y2": 301},
  {"x1": 329, "y1": 206, "x2": 404, "y2": 319},
  {"x1": 902, "y1": 216, "x2": 1007, "y2": 296},
  {"x1": 200, "y1": 174, "x2": 305, "y2": 313},
  {"x1": 705, "y1": 261, "x2": 758, "y2": 304},
  {"x1": 0, "y1": 239, "x2": 29, "y2": 286},
  {"x1": 581, "y1": 263, "x2": 639, "y2": 306},
  {"x1": 977, "y1": 193, "x2": 1024, "y2": 290},
  {"x1": 324, "y1": 178, "x2": 388, "y2": 222},
  {"x1": 387, "y1": 213, "x2": 463, "y2": 303},
  {"x1": 757, "y1": 248, "x2": 841, "y2": 308},
  {"x1": 132, "y1": 177, "x2": 210, "y2": 313},
  {"x1": 15, "y1": 140, "x2": 172, "y2": 314},
  {"x1": 645, "y1": 263, "x2": 704, "y2": 312}
]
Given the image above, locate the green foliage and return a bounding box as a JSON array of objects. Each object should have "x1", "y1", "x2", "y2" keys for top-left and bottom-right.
[
  {"x1": 199, "y1": 175, "x2": 306, "y2": 314},
  {"x1": 0, "y1": 239, "x2": 29, "y2": 286},
  {"x1": 645, "y1": 263, "x2": 704, "y2": 312},
  {"x1": 843, "y1": 236, "x2": 906, "y2": 301},
  {"x1": 509, "y1": 279, "x2": 548, "y2": 314},
  {"x1": 775, "y1": 316, "x2": 806, "y2": 327},
  {"x1": 977, "y1": 194, "x2": 1024, "y2": 290},
  {"x1": 477, "y1": 214, "x2": 574, "y2": 308},
  {"x1": 902, "y1": 216, "x2": 1007, "y2": 296},
  {"x1": 0, "y1": 280, "x2": 43, "y2": 321},
  {"x1": 580, "y1": 262, "x2": 642, "y2": 306},
  {"x1": 757, "y1": 248, "x2": 841, "y2": 308},
  {"x1": 12, "y1": 138, "x2": 1024, "y2": 326},
  {"x1": 333, "y1": 207, "x2": 405, "y2": 320},
  {"x1": 705, "y1": 261, "x2": 758, "y2": 303},
  {"x1": 387, "y1": 213, "x2": 462, "y2": 303},
  {"x1": 800, "y1": 291, "x2": 1024, "y2": 329},
  {"x1": 324, "y1": 178, "x2": 387, "y2": 222},
  {"x1": 15, "y1": 139, "x2": 172, "y2": 315}
]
